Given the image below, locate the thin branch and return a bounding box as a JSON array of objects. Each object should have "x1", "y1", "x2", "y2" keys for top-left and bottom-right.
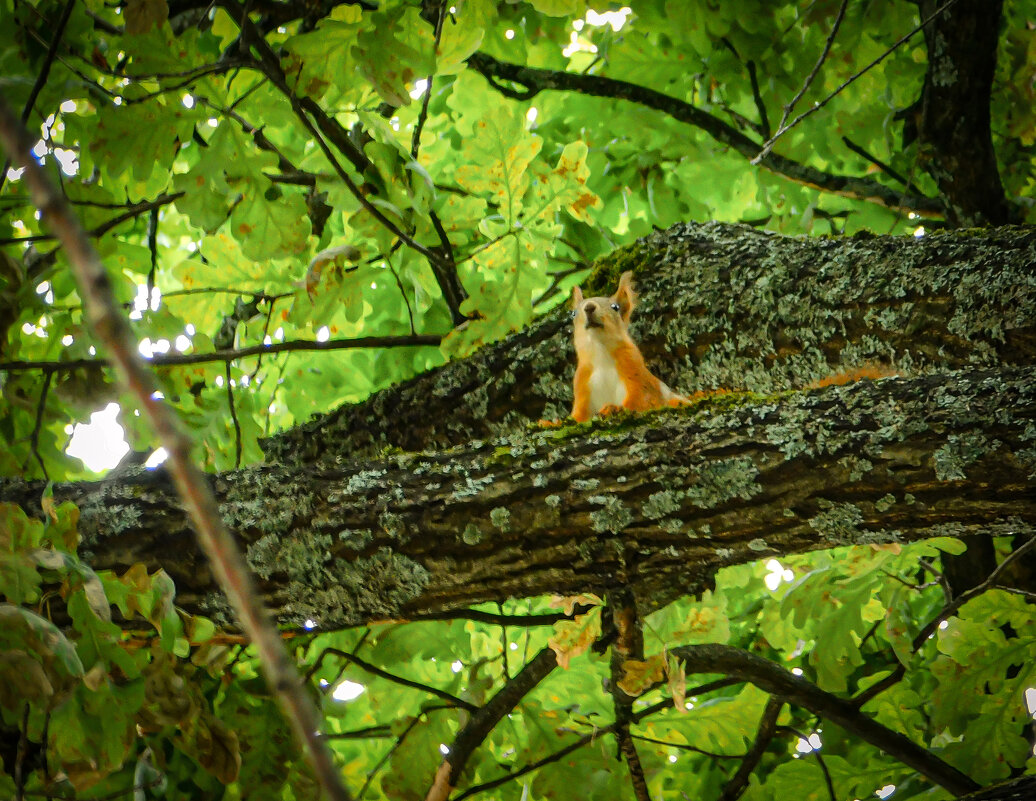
[
  {"x1": 776, "y1": 725, "x2": 836, "y2": 801},
  {"x1": 319, "y1": 725, "x2": 393, "y2": 740},
  {"x1": 146, "y1": 206, "x2": 158, "y2": 312},
  {"x1": 842, "y1": 136, "x2": 922, "y2": 195},
  {"x1": 248, "y1": 295, "x2": 280, "y2": 381},
  {"x1": 746, "y1": 60, "x2": 770, "y2": 137},
  {"x1": 425, "y1": 646, "x2": 559, "y2": 801},
  {"x1": 669, "y1": 643, "x2": 978, "y2": 796},
  {"x1": 628, "y1": 733, "x2": 744, "y2": 760},
  {"x1": 0, "y1": 193, "x2": 183, "y2": 246},
  {"x1": 0, "y1": 333, "x2": 444, "y2": 373},
  {"x1": 224, "y1": 363, "x2": 242, "y2": 468},
  {"x1": 0, "y1": 94, "x2": 356, "y2": 801},
  {"x1": 311, "y1": 647, "x2": 477, "y2": 712},
  {"x1": 774, "y1": 0, "x2": 849, "y2": 135},
  {"x1": 357, "y1": 715, "x2": 425, "y2": 800},
  {"x1": 717, "y1": 696, "x2": 783, "y2": 801},
  {"x1": 28, "y1": 369, "x2": 53, "y2": 479},
  {"x1": 466, "y1": 52, "x2": 944, "y2": 217},
  {"x1": 452, "y1": 682, "x2": 741, "y2": 800},
  {"x1": 752, "y1": 0, "x2": 963, "y2": 163},
  {"x1": 994, "y1": 584, "x2": 1036, "y2": 602},
  {"x1": 410, "y1": 0, "x2": 447, "y2": 160}
]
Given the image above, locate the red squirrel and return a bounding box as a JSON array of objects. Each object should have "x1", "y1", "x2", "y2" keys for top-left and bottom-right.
[
  {"x1": 566, "y1": 270, "x2": 896, "y2": 423},
  {"x1": 569, "y1": 271, "x2": 688, "y2": 422}
]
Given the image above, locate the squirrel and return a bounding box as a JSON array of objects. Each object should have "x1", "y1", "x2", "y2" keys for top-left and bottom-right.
[
  {"x1": 566, "y1": 270, "x2": 896, "y2": 423},
  {"x1": 569, "y1": 271, "x2": 688, "y2": 422}
]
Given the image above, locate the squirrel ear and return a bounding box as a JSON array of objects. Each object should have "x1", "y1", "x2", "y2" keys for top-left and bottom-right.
[
  {"x1": 571, "y1": 285, "x2": 584, "y2": 309},
  {"x1": 614, "y1": 271, "x2": 636, "y2": 322}
]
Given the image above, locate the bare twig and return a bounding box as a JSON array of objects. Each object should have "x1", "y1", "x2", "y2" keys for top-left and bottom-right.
[
  {"x1": 0, "y1": 332, "x2": 444, "y2": 373},
  {"x1": 628, "y1": 733, "x2": 744, "y2": 759},
  {"x1": 752, "y1": 0, "x2": 963, "y2": 163},
  {"x1": 746, "y1": 60, "x2": 770, "y2": 137},
  {"x1": 411, "y1": 0, "x2": 447, "y2": 160},
  {"x1": 773, "y1": 0, "x2": 849, "y2": 136},
  {"x1": 0, "y1": 94, "x2": 356, "y2": 801},
  {"x1": 357, "y1": 715, "x2": 425, "y2": 800},
  {"x1": 776, "y1": 725, "x2": 837, "y2": 801},
  {"x1": 842, "y1": 136, "x2": 921, "y2": 193},
  {"x1": 309, "y1": 647, "x2": 477, "y2": 712}
]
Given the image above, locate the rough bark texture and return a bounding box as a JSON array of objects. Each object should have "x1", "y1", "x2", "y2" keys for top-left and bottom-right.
[
  {"x1": 264, "y1": 222, "x2": 1036, "y2": 465},
  {"x1": 914, "y1": 0, "x2": 1013, "y2": 225},
  {"x1": 2, "y1": 367, "x2": 1033, "y2": 629}
]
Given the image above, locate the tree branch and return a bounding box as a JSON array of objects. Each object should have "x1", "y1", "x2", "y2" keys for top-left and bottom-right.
[
  {"x1": 752, "y1": 0, "x2": 963, "y2": 165},
  {"x1": 426, "y1": 646, "x2": 558, "y2": 801},
  {"x1": 670, "y1": 643, "x2": 979, "y2": 796},
  {"x1": 852, "y1": 534, "x2": 1036, "y2": 707},
  {"x1": 717, "y1": 696, "x2": 783, "y2": 801},
  {"x1": 465, "y1": 53, "x2": 944, "y2": 217},
  {"x1": 2, "y1": 368, "x2": 1033, "y2": 630},
  {"x1": 0, "y1": 333, "x2": 444, "y2": 373},
  {"x1": 311, "y1": 648, "x2": 476, "y2": 712}
]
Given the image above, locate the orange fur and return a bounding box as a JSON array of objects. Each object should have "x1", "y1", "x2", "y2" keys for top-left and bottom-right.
[{"x1": 807, "y1": 364, "x2": 898, "y2": 389}]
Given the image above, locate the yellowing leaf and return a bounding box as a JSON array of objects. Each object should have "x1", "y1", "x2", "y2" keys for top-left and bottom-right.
[
  {"x1": 548, "y1": 605, "x2": 602, "y2": 669},
  {"x1": 617, "y1": 654, "x2": 665, "y2": 697}
]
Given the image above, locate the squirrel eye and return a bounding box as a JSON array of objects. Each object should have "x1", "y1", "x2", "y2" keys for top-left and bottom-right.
[
  {"x1": 610, "y1": 302, "x2": 621, "y2": 311},
  {"x1": 569, "y1": 310, "x2": 577, "y2": 320}
]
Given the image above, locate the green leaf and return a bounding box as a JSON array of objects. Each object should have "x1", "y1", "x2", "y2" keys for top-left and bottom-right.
[{"x1": 353, "y1": 6, "x2": 436, "y2": 107}]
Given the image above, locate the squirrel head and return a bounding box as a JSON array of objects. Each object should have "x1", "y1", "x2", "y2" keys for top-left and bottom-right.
[{"x1": 571, "y1": 271, "x2": 636, "y2": 347}]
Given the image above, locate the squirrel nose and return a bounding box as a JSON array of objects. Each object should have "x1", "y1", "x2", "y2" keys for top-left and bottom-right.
[{"x1": 584, "y1": 302, "x2": 597, "y2": 314}]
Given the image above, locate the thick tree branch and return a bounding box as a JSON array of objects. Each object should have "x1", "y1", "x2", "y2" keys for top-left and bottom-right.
[
  {"x1": 2, "y1": 367, "x2": 1032, "y2": 630},
  {"x1": 264, "y1": 222, "x2": 1035, "y2": 466},
  {"x1": 913, "y1": 0, "x2": 1013, "y2": 225},
  {"x1": 466, "y1": 53, "x2": 944, "y2": 217}
]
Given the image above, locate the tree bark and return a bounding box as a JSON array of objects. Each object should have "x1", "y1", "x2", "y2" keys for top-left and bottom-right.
[
  {"x1": 263, "y1": 222, "x2": 1035, "y2": 465},
  {"x1": 2, "y1": 366, "x2": 1033, "y2": 629}
]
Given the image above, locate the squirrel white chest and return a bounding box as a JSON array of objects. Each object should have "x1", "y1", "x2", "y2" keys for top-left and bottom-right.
[{"x1": 584, "y1": 341, "x2": 627, "y2": 413}]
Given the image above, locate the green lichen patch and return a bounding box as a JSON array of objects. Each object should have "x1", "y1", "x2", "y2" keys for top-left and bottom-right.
[
  {"x1": 643, "y1": 490, "x2": 683, "y2": 520},
  {"x1": 685, "y1": 455, "x2": 761, "y2": 509},
  {"x1": 934, "y1": 432, "x2": 1002, "y2": 481},
  {"x1": 588, "y1": 495, "x2": 633, "y2": 533},
  {"x1": 285, "y1": 547, "x2": 431, "y2": 627},
  {"x1": 490, "y1": 507, "x2": 511, "y2": 532}
]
